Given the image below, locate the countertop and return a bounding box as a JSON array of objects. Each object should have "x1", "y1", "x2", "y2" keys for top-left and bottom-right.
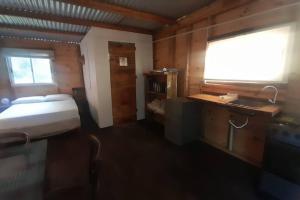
[{"x1": 188, "y1": 94, "x2": 280, "y2": 117}]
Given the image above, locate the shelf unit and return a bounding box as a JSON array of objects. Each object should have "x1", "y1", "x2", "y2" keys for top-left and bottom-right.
[{"x1": 144, "y1": 71, "x2": 178, "y2": 124}]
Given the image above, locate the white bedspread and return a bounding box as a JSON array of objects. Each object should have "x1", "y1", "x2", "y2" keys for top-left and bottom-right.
[{"x1": 0, "y1": 99, "x2": 80, "y2": 139}]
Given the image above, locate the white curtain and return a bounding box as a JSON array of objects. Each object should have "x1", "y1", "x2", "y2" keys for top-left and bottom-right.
[{"x1": 204, "y1": 24, "x2": 294, "y2": 83}]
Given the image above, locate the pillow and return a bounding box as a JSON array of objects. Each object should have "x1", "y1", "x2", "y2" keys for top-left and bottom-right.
[
  {"x1": 11, "y1": 96, "x2": 45, "y2": 105},
  {"x1": 45, "y1": 94, "x2": 72, "y2": 102}
]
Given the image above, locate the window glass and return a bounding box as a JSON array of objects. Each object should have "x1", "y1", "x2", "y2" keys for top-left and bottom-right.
[
  {"x1": 10, "y1": 57, "x2": 33, "y2": 84},
  {"x1": 9, "y1": 57, "x2": 53, "y2": 85},
  {"x1": 32, "y1": 58, "x2": 53, "y2": 83}
]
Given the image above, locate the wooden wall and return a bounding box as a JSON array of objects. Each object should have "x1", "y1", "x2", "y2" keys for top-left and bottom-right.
[
  {"x1": 0, "y1": 38, "x2": 84, "y2": 100},
  {"x1": 286, "y1": 12, "x2": 300, "y2": 117},
  {"x1": 0, "y1": 56, "x2": 13, "y2": 100},
  {"x1": 154, "y1": 0, "x2": 300, "y2": 100},
  {"x1": 153, "y1": 0, "x2": 300, "y2": 165}
]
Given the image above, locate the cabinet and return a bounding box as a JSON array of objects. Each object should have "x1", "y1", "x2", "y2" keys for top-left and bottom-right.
[
  {"x1": 165, "y1": 98, "x2": 202, "y2": 145},
  {"x1": 231, "y1": 113, "x2": 270, "y2": 164},
  {"x1": 201, "y1": 103, "x2": 270, "y2": 166},
  {"x1": 144, "y1": 71, "x2": 178, "y2": 124},
  {"x1": 202, "y1": 104, "x2": 230, "y2": 148}
]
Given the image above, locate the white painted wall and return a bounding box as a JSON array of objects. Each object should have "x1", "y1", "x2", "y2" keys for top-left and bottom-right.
[
  {"x1": 80, "y1": 27, "x2": 153, "y2": 128},
  {"x1": 80, "y1": 35, "x2": 99, "y2": 123}
]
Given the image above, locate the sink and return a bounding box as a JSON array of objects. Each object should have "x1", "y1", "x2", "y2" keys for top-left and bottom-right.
[{"x1": 228, "y1": 98, "x2": 270, "y2": 108}]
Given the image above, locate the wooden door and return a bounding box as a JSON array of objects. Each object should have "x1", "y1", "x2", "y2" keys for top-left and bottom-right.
[{"x1": 109, "y1": 42, "x2": 137, "y2": 125}]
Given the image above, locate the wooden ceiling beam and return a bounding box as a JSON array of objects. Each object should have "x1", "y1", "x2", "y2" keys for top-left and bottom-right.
[
  {"x1": 0, "y1": 24, "x2": 85, "y2": 36},
  {"x1": 0, "y1": 7, "x2": 153, "y2": 35},
  {"x1": 155, "y1": 0, "x2": 253, "y2": 38},
  {"x1": 60, "y1": 0, "x2": 175, "y2": 25}
]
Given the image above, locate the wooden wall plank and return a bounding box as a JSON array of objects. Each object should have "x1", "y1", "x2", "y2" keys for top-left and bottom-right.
[
  {"x1": 285, "y1": 12, "x2": 300, "y2": 117},
  {"x1": 209, "y1": 0, "x2": 298, "y2": 38},
  {"x1": 156, "y1": 0, "x2": 253, "y2": 37},
  {"x1": 188, "y1": 20, "x2": 209, "y2": 95},
  {"x1": 153, "y1": 38, "x2": 175, "y2": 68},
  {"x1": 174, "y1": 27, "x2": 192, "y2": 97},
  {"x1": 0, "y1": 57, "x2": 13, "y2": 100}
]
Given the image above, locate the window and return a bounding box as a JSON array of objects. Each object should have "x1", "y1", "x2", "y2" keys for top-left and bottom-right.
[
  {"x1": 2, "y1": 48, "x2": 54, "y2": 86},
  {"x1": 7, "y1": 57, "x2": 53, "y2": 85},
  {"x1": 204, "y1": 24, "x2": 294, "y2": 83}
]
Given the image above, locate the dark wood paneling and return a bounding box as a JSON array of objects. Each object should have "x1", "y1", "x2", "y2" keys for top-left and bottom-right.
[{"x1": 153, "y1": 38, "x2": 175, "y2": 68}]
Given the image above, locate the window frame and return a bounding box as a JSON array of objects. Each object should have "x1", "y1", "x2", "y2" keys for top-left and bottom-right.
[
  {"x1": 6, "y1": 56, "x2": 56, "y2": 87},
  {"x1": 203, "y1": 23, "x2": 295, "y2": 85}
]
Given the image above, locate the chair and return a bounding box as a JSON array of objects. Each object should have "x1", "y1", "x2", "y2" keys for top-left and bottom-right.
[
  {"x1": 44, "y1": 134, "x2": 102, "y2": 200},
  {"x1": 0, "y1": 132, "x2": 47, "y2": 200},
  {"x1": 89, "y1": 134, "x2": 102, "y2": 199}
]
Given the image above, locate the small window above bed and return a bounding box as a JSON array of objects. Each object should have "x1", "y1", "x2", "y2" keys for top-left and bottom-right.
[
  {"x1": 7, "y1": 57, "x2": 53, "y2": 85},
  {"x1": 2, "y1": 48, "x2": 55, "y2": 86}
]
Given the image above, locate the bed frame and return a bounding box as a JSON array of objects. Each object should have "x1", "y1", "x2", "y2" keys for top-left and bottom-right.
[{"x1": 0, "y1": 131, "x2": 30, "y2": 148}]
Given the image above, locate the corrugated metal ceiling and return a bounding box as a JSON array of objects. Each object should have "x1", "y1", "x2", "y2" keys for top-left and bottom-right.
[
  {"x1": 0, "y1": 0, "x2": 215, "y2": 42},
  {"x1": 102, "y1": 0, "x2": 215, "y2": 19},
  {"x1": 0, "y1": 0, "x2": 123, "y2": 23},
  {"x1": 0, "y1": 15, "x2": 89, "y2": 33},
  {"x1": 0, "y1": 28, "x2": 83, "y2": 43}
]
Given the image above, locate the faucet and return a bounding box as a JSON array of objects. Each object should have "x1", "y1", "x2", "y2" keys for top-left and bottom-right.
[{"x1": 261, "y1": 85, "x2": 278, "y2": 104}]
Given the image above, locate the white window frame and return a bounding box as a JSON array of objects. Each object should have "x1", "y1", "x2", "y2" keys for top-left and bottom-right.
[
  {"x1": 6, "y1": 57, "x2": 55, "y2": 87},
  {"x1": 1, "y1": 48, "x2": 56, "y2": 87},
  {"x1": 203, "y1": 23, "x2": 295, "y2": 84}
]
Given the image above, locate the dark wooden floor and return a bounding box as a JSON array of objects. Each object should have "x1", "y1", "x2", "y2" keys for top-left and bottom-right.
[{"x1": 46, "y1": 116, "x2": 269, "y2": 200}]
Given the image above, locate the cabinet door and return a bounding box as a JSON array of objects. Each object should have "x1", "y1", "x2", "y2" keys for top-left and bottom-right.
[
  {"x1": 202, "y1": 104, "x2": 230, "y2": 148},
  {"x1": 231, "y1": 113, "x2": 270, "y2": 164}
]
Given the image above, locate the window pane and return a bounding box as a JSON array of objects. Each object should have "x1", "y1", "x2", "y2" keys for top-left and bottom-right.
[
  {"x1": 10, "y1": 57, "x2": 33, "y2": 84},
  {"x1": 204, "y1": 25, "x2": 292, "y2": 83},
  {"x1": 31, "y1": 58, "x2": 53, "y2": 84}
]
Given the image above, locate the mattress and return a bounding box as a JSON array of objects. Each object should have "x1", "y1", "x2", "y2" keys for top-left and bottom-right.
[{"x1": 0, "y1": 99, "x2": 80, "y2": 139}]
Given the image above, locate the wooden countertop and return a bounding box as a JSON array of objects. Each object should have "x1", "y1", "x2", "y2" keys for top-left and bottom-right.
[{"x1": 188, "y1": 94, "x2": 280, "y2": 117}]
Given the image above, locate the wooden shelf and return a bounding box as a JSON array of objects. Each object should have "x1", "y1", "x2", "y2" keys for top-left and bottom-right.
[
  {"x1": 143, "y1": 72, "x2": 169, "y2": 76},
  {"x1": 147, "y1": 91, "x2": 167, "y2": 96},
  {"x1": 144, "y1": 71, "x2": 178, "y2": 124},
  {"x1": 146, "y1": 107, "x2": 165, "y2": 116}
]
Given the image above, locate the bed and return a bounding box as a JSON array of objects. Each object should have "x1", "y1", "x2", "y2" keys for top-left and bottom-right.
[{"x1": 0, "y1": 96, "x2": 80, "y2": 139}]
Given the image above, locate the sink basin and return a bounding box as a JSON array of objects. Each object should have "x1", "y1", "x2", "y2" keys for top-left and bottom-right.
[{"x1": 228, "y1": 98, "x2": 270, "y2": 108}]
